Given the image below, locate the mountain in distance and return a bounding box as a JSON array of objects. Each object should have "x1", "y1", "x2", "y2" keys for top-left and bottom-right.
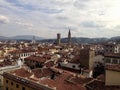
[
  {"x1": 0, "y1": 35, "x2": 120, "y2": 43},
  {"x1": 0, "y1": 35, "x2": 44, "y2": 40},
  {"x1": 109, "y1": 36, "x2": 120, "y2": 43},
  {"x1": 40, "y1": 37, "x2": 109, "y2": 43},
  {"x1": 0, "y1": 36, "x2": 8, "y2": 40},
  {"x1": 10, "y1": 35, "x2": 44, "y2": 40}
]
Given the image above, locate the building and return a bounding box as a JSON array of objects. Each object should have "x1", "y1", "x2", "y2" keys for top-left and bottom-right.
[
  {"x1": 104, "y1": 53, "x2": 120, "y2": 65},
  {"x1": 31, "y1": 36, "x2": 36, "y2": 44},
  {"x1": 8, "y1": 49, "x2": 36, "y2": 61},
  {"x1": 24, "y1": 54, "x2": 52, "y2": 69},
  {"x1": 58, "y1": 49, "x2": 95, "y2": 77},
  {"x1": 104, "y1": 53, "x2": 120, "y2": 86},
  {"x1": 104, "y1": 43, "x2": 120, "y2": 54},
  {"x1": 0, "y1": 63, "x2": 20, "y2": 90},
  {"x1": 3, "y1": 67, "x2": 91, "y2": 90},
  {"x1": 105, "y1": 64, "x2": 120, "y2": 85},
  {"x1": 68, "y1": 29, "x2": 71, "y2": 46},
  {"x1": 57, "y1": 33, "x2": 61, "y2": 45},
  {"x1": 79, "y1": 49, "x2": 95, "y2": 70}
]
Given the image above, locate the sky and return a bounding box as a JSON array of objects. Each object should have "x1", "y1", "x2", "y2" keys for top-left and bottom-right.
[{"x1": 0, "y1": 0, "x2": 120, "y2": 39}]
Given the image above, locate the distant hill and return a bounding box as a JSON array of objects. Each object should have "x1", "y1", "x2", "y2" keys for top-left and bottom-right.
[
  {"x1": 109, "y1": 36, "x2": 120, "y2": 43},
  {"x1": 10, "y1": 35, "x2": 44, "y2": 40},
  {"x1": 40, "y1": 37, "x2": 109, "y2": 44},
  {"x1": 0, "y1": 35, "x2": 44, "y2": 40},
  {"x1": 0, "y1": 36, "x2": 8, "y2": 40},
  {"x1": 0, "y1": 35, "x2": 120, "y2": 43}
]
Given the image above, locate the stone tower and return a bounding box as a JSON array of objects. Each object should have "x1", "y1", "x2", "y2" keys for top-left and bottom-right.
[
  {"x1": 57, "y1": 33, "x2": 61, "y2": 45},
  {"x1": 68, "y1": 29, "x2": 71, "y2": 45},
  {"x1": 32, "y1": 36, "x2": 36, "y2": 44}
]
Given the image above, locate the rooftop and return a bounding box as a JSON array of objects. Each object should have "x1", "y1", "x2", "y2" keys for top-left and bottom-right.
[
  {"x1": 104, "y1": 53, "x2": 120, "y2": 58},
  {"x1": 86, "y1": 79, "x2": 120, "y2": 90},
  {"x1": 3, "y1": 67, "x2": 93, "y2": 90},
  {"x1": 0, "y1": 61, "x2": 12, "y2": 67},
  {"x1": 106, "y1": 64, "x2": 120, "y2": 72}
]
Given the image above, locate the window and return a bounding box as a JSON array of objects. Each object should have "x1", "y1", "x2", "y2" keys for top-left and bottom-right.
[
  {"x1": 6, "y1": 80, "x2": 8, "y2": 83},
  {"x1": 106, "y1": 59, "x2": 111, "y2": 63},
  {"x1": 72, "y1": 65, "x2": 76, "y2": 68},
  {"x1": 16, "y1": 84, "x2": 19, "y2": 88},
  {"x1": 6, "y1": 87, "x2": 8, "y2": 90},
  {"x1": 112, "y1": 59, "x2": 118, "y2": 64},
  {"x1": 11, "y1": 82, "x2": 13, "y2": 86},
  {"x1": 110, "y1": 50, "x2": 112, "y2": 52},
  {"x1": 22, "y1": 87, "x2": 25, "y2": 90}
]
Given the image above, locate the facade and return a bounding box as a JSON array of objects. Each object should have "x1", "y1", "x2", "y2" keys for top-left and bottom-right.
[
  {"x1": 105, "y1": 65, "x2": 120, "y2": 85},
  {"x1": 24, "y1": 54, "x2": 52, "y2": 69},
  {"x1": 8, "y1": 49, "x2": 36, "y2": 61},
  {"x1": 31, "y1": 36, "x2": 36, "y2": 44},
  {"x1": 58, "y1": 49, "x2": 95, "y2": 77},
  {"x1": 79, "y1": 49, "x2": 95, "y2": 70},
  {"x1": 57, "y1": 33, "x2": 61, "y2": 45},
  {"x1": 0, "y1": 65, "x2": 20, "y2": 90},
  {"x1": 104, "y1": 53, "x2": 120, "y2": 65},
  {"x1": 68, "y1": 29, "x2": 71, "y2": 46},
  {"x1": 104, "y1": 53, "x2": 120, "y2": 86},
  {"x1": 3, "y1": 67, "x2": 89, "y2": 90},
  {"x1": 104, "y1": 43, "x2": 120, "y2": 54},
  {"x1": 59, "y1": 62, "x2": 80, "y2": 70},
  {"x1": 24, "y1": 55, "x2": 46, "y2": 69},
  {"x1": 3, "y1": 72, "x2": 50, "y2": 90}
]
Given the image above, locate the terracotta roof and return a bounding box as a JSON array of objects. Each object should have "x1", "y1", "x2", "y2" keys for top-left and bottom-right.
[
  {"x1": 68, "y1": 76, "x2": 93, "y2": 85},
  {"x1": 104, "y1": 53, "x2": 120, "y2": 58},
  {"x1": 9, "y1": 49, "x2": 35, "y2": 54},
  {"x1": 32, "y1": 68, "x2": 53, "y2": 78},
  {"x1": 0, "y1": 61, "x2": 12, "y2": 67},
  {"x1": 85, "y1": 79, "x2": 120, "y2": 90},
  {"x1": 40, "y1": 72, "x2": 86, "y2": 90},
  {"x1": 10, "y1": 68, "x2": 32, "y2": 77},
  {"x1": 96, "y1": 74, "x2": 105, "y2": 82},
  {"x1": 57, "y1": 66, "x2": 81, "y2": 73},
  {"x1": 11, "y1": 56, "x2": 19, "y2": 60},
  {"x1": 3, "y1": 72, "x2": 49, "y2": 90},
  {"x1": 70, "y1": 55, "x2": 81, "y2": 64},
  {"x1": 45, "y1": 61, "x2": 54, "y2": 68},
  {"x1": 24, "y1": 55, "x2": 46, "y2": 63},
  {"x1": 106, "y1": 64, "x2": 120, "y2": 72},
  {"x1": 0, "y1": 57, "x2": 4, "y2": 59}
]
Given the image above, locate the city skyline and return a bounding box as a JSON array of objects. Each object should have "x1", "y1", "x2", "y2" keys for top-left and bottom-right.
[{"x1": 0, "y1": 0, "x2": 120, "y2": 38}]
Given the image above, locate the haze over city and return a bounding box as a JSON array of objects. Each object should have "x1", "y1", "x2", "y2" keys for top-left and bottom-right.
[
  {"x1": 0, "y1": 0, "x2": 120, "y2": 38},
  {"x1": 0, "y1": 1, "x2": 120, "y2": 90}
]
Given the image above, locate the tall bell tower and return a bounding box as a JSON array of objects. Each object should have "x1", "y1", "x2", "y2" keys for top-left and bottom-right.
[{"x1": 68, "y1": 29, "x2": 71, "y2": 45}]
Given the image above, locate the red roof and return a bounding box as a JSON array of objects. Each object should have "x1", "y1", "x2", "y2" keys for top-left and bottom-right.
[
  {"x1": 86, "y1": 79, "x2": 120, "y2": 90},
  {"x1": 104, "y1": 53, "x2": 120, "y2": 58},
  {"x1": 32, "y1": 68, "x2": 53, "y2": 78},
  {"x1": 40, "y1": 72, "x2": 86, "y2": 90},
  {"x1": 106, "y1": 64, "x2": 120, "y2": 72},
  {"x1": 10, "y1": 68, "x2": 32, "y2": 77},
  {"x1": 24, "y1": 55, "x2": 46, "y2": 63}
]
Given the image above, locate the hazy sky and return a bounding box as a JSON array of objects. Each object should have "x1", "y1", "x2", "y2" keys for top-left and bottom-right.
[{"x1": 0, "y1": 0, "x2": 120, "y2": 38}]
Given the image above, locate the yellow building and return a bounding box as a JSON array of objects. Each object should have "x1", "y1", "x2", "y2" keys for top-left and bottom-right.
[
  {"x1": 3, "y1": 72, "x2": 54, "y2": 90},
  {"x1": 105, "y1": 64, "x2": 120, "y2": 86},
  {"x1": 3, "y1": 67, "x2": 89, "y2": 90}
]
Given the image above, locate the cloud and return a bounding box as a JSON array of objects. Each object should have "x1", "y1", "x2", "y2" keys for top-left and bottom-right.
[
  {"x1": 0, "y1": 0, "x2": 120, "y2": 38},
  {"x1": 5, "y1": 0, "x2": 63, "y2": 14},
  {"x1": 81, "y1": 21, "x2": 105, "y2": 28},
  {"x1": 73, "y1": 0, "x2": 89, "y2": 9},
  {"x1": 0, "y1": 15, "x2": 9, "y2": 24}
]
